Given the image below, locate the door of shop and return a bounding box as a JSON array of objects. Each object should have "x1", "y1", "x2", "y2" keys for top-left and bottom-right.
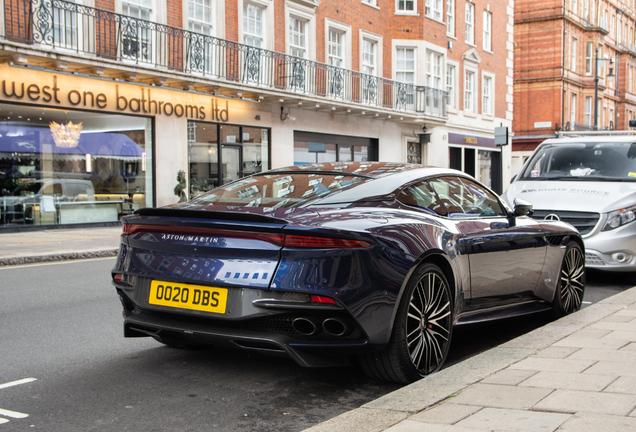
[{"x1": 221, "y1": 145, "x2": 242, "y2": 184}]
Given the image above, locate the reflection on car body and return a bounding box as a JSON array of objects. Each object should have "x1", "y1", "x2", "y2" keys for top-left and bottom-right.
[{"x1": 113, "y1": 162, "x2": 584, "y2": 383}]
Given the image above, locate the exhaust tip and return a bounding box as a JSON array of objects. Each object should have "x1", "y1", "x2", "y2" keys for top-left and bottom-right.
[
  {"x1": 292, "y1": 317, "x2": 319, "y2": 336},
  {"x1": 322, "y1": 318, "x2": 350, "y2": 337}
]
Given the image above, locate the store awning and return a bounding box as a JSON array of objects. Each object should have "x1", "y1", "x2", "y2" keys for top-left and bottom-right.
[{"x1": 0, "y1": 126, "x2": 145, "y2": 158}]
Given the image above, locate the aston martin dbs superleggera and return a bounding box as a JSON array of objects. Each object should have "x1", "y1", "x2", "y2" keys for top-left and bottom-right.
[{"x1": 112, "y1": 162, "x2": 585, "y2": 384}]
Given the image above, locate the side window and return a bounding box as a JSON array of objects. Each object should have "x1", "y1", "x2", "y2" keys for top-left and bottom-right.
[
  {"x1": 42, "y1": 182, "x2": 63, "y2": 196},
  {"x1": 457, "y1": 177, "x2": 506, "y2": 217},
  {"x1": 428, "y1": 177, "x2": 505, "y2": 218},
  {"x1": 398, "y1": 181, "x2": 446, "y2": 215}
]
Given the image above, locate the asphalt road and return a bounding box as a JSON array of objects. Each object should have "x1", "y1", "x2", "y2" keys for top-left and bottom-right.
[{"x1": 0, "y1": 259, "x2": 630, "y2": 431}]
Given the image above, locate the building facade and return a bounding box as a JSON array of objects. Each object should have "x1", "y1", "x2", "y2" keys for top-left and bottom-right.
[
  {"x1": 514, "y1": 0, "x2": 636, "y2": 174},
  {"x1": 0, "y1": 0, "x2": 512, "y2": 229}
]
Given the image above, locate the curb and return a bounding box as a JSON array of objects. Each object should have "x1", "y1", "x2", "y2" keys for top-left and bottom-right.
[
  {"x1": 302, "y1": 286, "x2": 636, "y2": 432},
  {"x1": 0, "y1": 248, "x2": 119, "y2": 266}
]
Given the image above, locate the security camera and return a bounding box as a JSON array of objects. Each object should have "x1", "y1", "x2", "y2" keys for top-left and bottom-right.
[{"x1": 287, "y1": 115, "x2": 296, "y2": 121}]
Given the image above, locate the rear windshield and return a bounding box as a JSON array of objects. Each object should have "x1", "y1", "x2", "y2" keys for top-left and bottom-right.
[
  {"x1": 189, "y1": 173, "x2": 369, "y2": 208},
  {"x1": 519, "y1": 141, "x2": 636, "y2": 181}
]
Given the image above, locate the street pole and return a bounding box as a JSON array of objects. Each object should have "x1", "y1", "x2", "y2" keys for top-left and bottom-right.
[{"x1": 594, "y1": 47, "x2": 599, "y2": 131}]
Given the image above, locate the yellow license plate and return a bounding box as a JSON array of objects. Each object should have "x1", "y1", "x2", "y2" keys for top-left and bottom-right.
[{"x1": 149, "y1": 281, "x2": 228, "y2": 314}]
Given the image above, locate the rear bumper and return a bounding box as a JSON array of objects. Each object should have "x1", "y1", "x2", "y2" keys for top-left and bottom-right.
[
  {"x1": 117, "y1": 287, "x2": 373, "y2": 367},
  {"x1": 123, "y1": 312, "x2": 370, "y2": 367}
]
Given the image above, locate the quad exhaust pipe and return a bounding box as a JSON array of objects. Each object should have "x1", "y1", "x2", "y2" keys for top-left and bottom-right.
[{"x1": 292, "y1": 317, "x2": 351, "y2": 337}]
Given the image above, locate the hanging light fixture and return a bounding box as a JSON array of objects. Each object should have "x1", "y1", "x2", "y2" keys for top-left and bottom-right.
[{"x1": 50, "y1": 120, "x2": 83, "y2": 148}]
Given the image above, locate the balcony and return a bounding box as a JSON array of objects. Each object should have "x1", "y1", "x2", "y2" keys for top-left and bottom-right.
[{"x1": 0, "y1": 0, "x2": 447, "y2": 121}]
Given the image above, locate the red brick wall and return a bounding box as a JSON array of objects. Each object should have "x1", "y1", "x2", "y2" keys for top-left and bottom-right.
[
  {"x1": 94, "y1": 0, "x2": 115, "y2": 11},
  {"x1": 167, "y1": 0, "x2": 182, "y2": 28}
]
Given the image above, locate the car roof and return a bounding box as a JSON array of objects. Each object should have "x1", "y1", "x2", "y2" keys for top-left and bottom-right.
[
  {"x1": 542, "y1": 135, "x2": 636, "y2": 144},
  {"x1": 265, "y1": 162, "x2": 462, "y2": 179},
  {"x1": 262, "y1": 162, "x2": 471, "y2": 205}
]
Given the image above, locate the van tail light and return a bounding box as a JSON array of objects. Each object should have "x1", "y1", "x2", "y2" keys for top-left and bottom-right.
[{"x1": 122, "y1": 224, "x2": 371, "y2": 249}]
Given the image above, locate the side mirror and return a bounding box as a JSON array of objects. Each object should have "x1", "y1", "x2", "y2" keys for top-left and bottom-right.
[{"x1": 513, "y1": 198, "x2": 534, "y2": 217}]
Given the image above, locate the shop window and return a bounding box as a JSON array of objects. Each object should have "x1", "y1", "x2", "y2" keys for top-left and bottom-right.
[
  {"x1": 188, "y1": 121, "x2": 270, "y2": 198},
  {"x1": 293, "y1": 132, "x2": 377, "y2": 165},
  {"x1": 0, "y1": 103, "x2": 153, "y2": 228}
]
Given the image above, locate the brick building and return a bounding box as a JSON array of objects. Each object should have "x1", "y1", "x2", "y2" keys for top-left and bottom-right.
[
  {"x1": 0, "y1": 0, "x2": 512, "y2": 229},
  {"x1": 513, "y1": 0, "x2": 636, "y2": 174}
]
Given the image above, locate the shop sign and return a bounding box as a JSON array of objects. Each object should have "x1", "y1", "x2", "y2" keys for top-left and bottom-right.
[
  {"x1": 1, "y1": 75, "x2": 232, "y2": 122},
  {"x1": 448, "y1": 133, "x2": 496, "y2": 149}
]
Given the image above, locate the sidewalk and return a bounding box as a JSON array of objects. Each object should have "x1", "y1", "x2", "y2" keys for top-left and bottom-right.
[
  {"x1": 0, "y1": 226, "x2": 121, "y2": 266},
  {"x1": 304, "y1": 287, "x2": 636, "y2": 432}
]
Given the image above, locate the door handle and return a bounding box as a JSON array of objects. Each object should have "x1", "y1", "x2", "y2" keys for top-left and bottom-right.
[{"x1": 471, "y1": 238, "x2": 485, "y2": 245}]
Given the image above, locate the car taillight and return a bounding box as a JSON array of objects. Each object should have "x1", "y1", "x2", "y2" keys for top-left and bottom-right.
[
  {"x1": 122, "y1": 224, "x2": 371, "y2": 249},
  {"x1": 113, "y1": 273, "x2": 123, "y2": 282},
  {"x1": 284, "y1": 235, "x2": 372, "y2": 249},
  {"x1": 120, "y1": 224, "x2": 285, "y2": 245}
]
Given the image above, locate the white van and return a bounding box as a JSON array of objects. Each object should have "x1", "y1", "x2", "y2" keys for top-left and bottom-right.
[{"x1": 502, "y1": 131, "x2": 636, "y2": 272}]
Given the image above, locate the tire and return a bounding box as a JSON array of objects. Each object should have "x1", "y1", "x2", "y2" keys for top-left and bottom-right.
[
  {"x1": 358, "y1": 263, "x2": 453, "y2": 384},
  {"x1": 552, "y1": 241, "x2": 585, "y2": 317}
]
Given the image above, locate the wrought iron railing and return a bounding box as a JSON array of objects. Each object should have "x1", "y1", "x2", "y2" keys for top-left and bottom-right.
[{"x1": 1, "y1": 0, "x2": 447, "y2": 116}]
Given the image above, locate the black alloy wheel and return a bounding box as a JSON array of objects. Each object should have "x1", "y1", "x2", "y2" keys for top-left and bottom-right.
[
  {"x1": 358, "y1": 263, "x2": 453, "y2": 384},
  {"x1": 553, "y1": 241, "x2": 585, "y2": 316}
]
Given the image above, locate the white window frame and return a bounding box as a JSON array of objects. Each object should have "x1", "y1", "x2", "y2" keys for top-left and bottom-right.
[
  {"x1": 51, "y1": 0, "x2": 83, "y2": 51},
  {"x1": 584, "y1": 0, "x2": 589, "y2": 21},
  {"x1": 482, "y1": 72, "x2": 494, "y2": 117},
  {"x1": 425, "y1": 0, "x2": 442, "y2": 21},
  {"x1": 396, "y1": 47, "x2": 416, "y2": 109},
  {"x1": 425, "y1": 49, "x2": 442, "y2": 90},
  {"x1": 325, "y1": 20, "x2": 351, "y2": 99},
  {"x1": 570, "y1": 93, "x2": 577, "y2": 126},
  {"x1": 464, "y1": 66, "x2": 477, "y2": 113},
  {"x1": 360, "y1": 30, "x2": 382, "y2": 105},
  {"x1": 187, "y1": 0, "x2": 215, "y2": 36},
  {"x1": 325, "y1": 19, "x2": 351, "y2": 69},
  {"x1": 243, "y1": 2, "x2": 264, "y2": 47},
  {"x1": 585, "y1": 41, "x2": 593, "y2": 75},
  {"x1": 285, "y1": 1, "x2": 316, "y2": 61},
  {"x1": 238, "y1": 0, "x2": 273, "y2": 51},
  {"x1": 396, "y1": 0, "x2": 417, "y2": 15},
  {"x1": 465, "y1": 2, "x2": 474, "y2": 45},
  {"x1": 572, "y1": 0, "x2": 577, "y2": 13},
  {"x1": 447, "y1": 0, "x2": 455, "y2": 37},
  {"x1": 362, "y1": 0, "x2": 378, "y2": 7},
  {"x1": 446, "y1": 60, "x2": 458, "y2": 110},
  {"x1": 483, "y1": 11, "x2": 492, "y2": 52},
  {"x1": 120, "y1": 0, "x2": 157, "y2": 64},
  {"x1": 585, "y1": 95, "x2": 593, "y2": 126}
]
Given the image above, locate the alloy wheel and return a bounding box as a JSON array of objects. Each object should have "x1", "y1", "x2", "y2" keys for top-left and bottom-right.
[
  {"x1": 406, "y1": 271, "x2": 452, "y2": 375},
  {"x1": 560, "y1": 245, "x2": 585, "y2": 313}
]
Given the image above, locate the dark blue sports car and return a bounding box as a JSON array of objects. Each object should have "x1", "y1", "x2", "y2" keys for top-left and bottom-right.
[{"x1": 112, "y1": 162, "x2": 585, "y2": 383}]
